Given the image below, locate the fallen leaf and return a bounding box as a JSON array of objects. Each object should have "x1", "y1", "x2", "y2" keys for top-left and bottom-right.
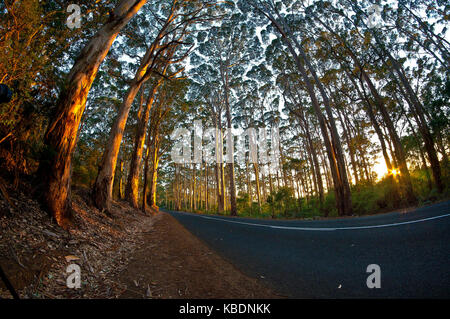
[{"x1": 65, "y1": 255, "x2": 80, "y2": 262}]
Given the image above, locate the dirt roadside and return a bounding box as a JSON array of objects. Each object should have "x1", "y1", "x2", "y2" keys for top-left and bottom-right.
[
  {"x1": 118, "y1": 212, "x2": 280, "y2": 299},
  {"x1": 0, "y1": 181, "x2": 280, "y2": 299}
]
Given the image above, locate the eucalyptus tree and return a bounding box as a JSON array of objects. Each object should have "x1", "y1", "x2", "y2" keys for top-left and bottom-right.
[
  {"x1": 94, "y1": 0, "x2": 182, "y2": 211},
  {"x1": 317, "y1": 40, "x2": 398, "y2": 187},
  {"x1": 73, "y1": 49, "x2": 131, "y2": 189}
]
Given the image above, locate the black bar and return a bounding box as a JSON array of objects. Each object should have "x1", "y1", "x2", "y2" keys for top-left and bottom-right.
[{"x1": 0, "y1": 299, "x2": 446, "y2": 317}]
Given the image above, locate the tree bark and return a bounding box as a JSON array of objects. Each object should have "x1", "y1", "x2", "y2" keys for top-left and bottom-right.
[
  {"x1": 221, "y1": 63, "x2": 238, "y2": 216},
  {"x1": 126, "y1": 79, "x2": 162, "y2": 208},
  {"x1": 253, "y1": 163, "x2": 262, "y2": 214}
]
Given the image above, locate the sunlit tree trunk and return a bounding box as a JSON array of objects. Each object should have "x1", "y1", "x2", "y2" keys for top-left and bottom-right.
[
  {"x1": 93, "y1": 79, "x2": 144, "y2": 212},
  {"x1": 148, "y1": 145, "x2": 160, "y2": 210},
  {"x1": 125, "y1": 80, "x2": 162, "y2": 208},
  {"x1": 142, "y1": 137, "x2": 151, "y2": 212}
]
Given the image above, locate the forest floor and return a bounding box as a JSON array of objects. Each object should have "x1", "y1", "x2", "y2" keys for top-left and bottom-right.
[{"x1": 0, "y1": 180, "x2": 278, "y2": 299}]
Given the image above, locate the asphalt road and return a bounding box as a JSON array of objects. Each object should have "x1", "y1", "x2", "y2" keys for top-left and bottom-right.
[{"x1": 165, "y1": 201, "x2": 450, "y2": 298}]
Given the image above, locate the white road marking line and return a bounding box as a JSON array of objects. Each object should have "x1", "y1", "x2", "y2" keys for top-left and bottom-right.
[{"x1": 179, "y1": 211, "x2": 450, "y2": 231}]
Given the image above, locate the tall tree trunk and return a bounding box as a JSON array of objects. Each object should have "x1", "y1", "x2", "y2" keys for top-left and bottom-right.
[
  {"x1": 215, "y1": 163, "x2": 224, "y2": 213},
  {"x1": 356, "y1": 79, "x2": 400, "y2": 203},
  {"x1": 246, "y1": 161, "x2": 253, "y2": 212},
  {"x1": 221, "y1": 64, "x2": 238, "y2": 216},
  {"x1": 285, "y1": 42, "x2": 347, "y2": 215},
  {"x1": 261, "y1": 170, "x2": 267, "y2": 202},
  {"x1": 199, "y1": 164, "x2": 203, "y2": 210},
  {"x1": 253, "y1": 163, "x2": 262, "y2": 214},
  {"x1": 398, "y1": 98, "x2": 434, "y2": 192},
  {"x1": 148, "y1": 146, "x2": 160, "y2": 210},
  {"x1": 142, "y1": 135, "x2": 151, "y2": 212},
  {"x1": 93, "y1": 79, "x2": 143, "y2": 212},
  {"x1": 119, "y1": 159, "x2": 125, "y2": 200},
  {"x1": 360, "y1": 64, "x2": 416, "y2": 203},
  {"x1": 142, "y1": 119, "x2": 160, "y2": 212},
  {"x1": 192, "y1": 164, "x2": 197, "y2": 211},
  {"x1": 205, "y1": 163, "x2": 209, "y2": 211},
  {"x1": 336, "y1": 106, "x2": 359, "y2": 185},
  {"x1": 125, "y1": 79, "x2": 162, "y2": 207}
]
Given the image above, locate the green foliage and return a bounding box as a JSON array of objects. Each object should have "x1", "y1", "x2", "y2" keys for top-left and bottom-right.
[
  {"x1": 0, "y1": 0, "x2": 107, "y2": 174},
  {"x1": 351, "y1": 180, "x2": 394, "y2": 216}
]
